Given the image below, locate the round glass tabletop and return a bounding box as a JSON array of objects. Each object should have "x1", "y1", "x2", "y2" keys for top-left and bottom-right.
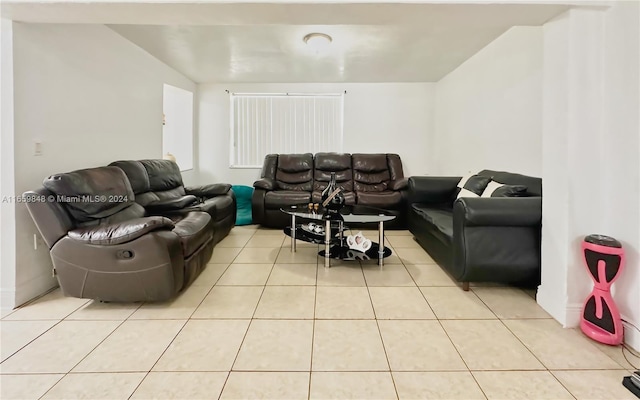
[{"x1": 280, "y1": 204, "x2": 396, "y2": 223}]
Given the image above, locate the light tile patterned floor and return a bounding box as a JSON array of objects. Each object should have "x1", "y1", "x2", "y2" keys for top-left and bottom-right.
[{"x1": 1, "y1": 226, "x2": 639, "y2": 399}]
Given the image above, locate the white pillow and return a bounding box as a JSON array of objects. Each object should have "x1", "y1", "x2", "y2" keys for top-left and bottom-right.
[
  {"x1": 456, "y1": 188, "x2": 479, "y2": 199},
  {"x1": 481, "y1": 181, "x2": 503, "y2": 198}
]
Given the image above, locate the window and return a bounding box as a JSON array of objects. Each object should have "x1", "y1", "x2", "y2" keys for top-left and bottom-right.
[
  {"x1": 162, "y1": 84, "x2": 194, "y2": 171},
  {"x1": 230, "y1": 93, "x2": 344, "y2": 168}
]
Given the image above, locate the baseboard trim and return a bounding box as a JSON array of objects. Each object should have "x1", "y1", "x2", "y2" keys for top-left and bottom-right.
[
  {"x1": 622, "y1": 318, "x2": 640, "y2": 352},
  {"x1": 566, "y1": 302, "x2": 583, "y2": 328}
]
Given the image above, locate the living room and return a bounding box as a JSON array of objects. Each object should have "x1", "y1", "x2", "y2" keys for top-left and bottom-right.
[{"x1": 1, "y1": 0, "x2": 639, "y2": 398}]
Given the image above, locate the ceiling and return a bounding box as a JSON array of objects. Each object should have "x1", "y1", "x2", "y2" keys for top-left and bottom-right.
[{"x1": 3, "y1": 2, "x2": 573, "y2": 83}]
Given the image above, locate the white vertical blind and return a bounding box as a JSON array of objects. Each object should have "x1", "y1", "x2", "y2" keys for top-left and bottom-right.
[{"x1": 230, "y1": 93, "x2": 344, "y2": 167}]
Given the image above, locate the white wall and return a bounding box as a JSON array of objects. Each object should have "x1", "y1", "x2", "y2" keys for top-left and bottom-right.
[
  {"x1": 433, "y1": 26, "x2": 543, "y2": 177},
  {"x1": 0, "y1": 19, "x2": 17, "y2": 311},
  {"x1": 3, "y1": 23, "x2": 196, "y2": 309},
  {"x1": 538, "y1": 2, "x2": 640, "y2": 351},
  {"x1": 197, "y1": 83, "x2": 434, "y2": 186}
]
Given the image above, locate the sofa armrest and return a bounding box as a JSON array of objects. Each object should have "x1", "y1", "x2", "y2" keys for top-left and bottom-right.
[
  {"x1": 388, "y1": 178, "x2": 408, "y2": 191},
  {"x1": 454, "y1": 197, "x2": 542, "y2": 227},
  {"x1": 146, "y1": 195, "x2": 198, "y2": 213},
  {"x1": 254, "y1": 178, "x2": 276, "y2": 191},
  {"x1": 185, "y1": 184, "x2": 231, "y2": 198},
  {"x1": 408, "y1": 176, "x2": 460, "y2": 205},
  {"x1": 68, "y1": 216, "x2": 175, "y2": 245}
]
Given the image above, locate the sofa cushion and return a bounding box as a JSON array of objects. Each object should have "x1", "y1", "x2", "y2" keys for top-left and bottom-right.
[
  {"x1": 265, "y1": 190, "x2": 311, "y2": 208},
  {"x1": 352, "y1": 154, "x2": 391, "y2": 192},
  {"x1": 356, "y1": 191, "x2": 402, "y2": 208},
  {"x1": 411, "y1": 204, "x2": 454, "y2": 244},
  {"x1": 140, "y1": 159, "x2": 185, "y2": 192},
  {"x1": 43, "y1": 166, "x2": 136, "y2": 223},
  {"x1": 275, "y1": 153, "x2": 314, "y2": 191},
  {"x1": 314, "y1": 153, "x2": 353, "y2": 192},
  {"x1": 109, "y1": 160, "x2": 150, "y2": 194},
  {"x1": 170, "y1": 212, "x2": 212, "y2": 257},
  {"x1": 481, "y1": 182, "x2": 528, "y2": 198}
]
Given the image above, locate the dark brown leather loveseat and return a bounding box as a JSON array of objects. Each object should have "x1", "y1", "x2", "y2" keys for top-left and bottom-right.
[
  {"x1": 252, "y1": 152, "x2": 407, "y2": 228},
  {"x1": 24, "y1": 162, "x2": 235, "y2": 302}
]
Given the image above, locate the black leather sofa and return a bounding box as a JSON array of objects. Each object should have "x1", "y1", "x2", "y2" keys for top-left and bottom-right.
[
  {"x1": 407, "y1": 170, "x2": 542, "y2": 290},
  {"x1": 252, "y1": 152, "x2": 408, "y2": 229}
]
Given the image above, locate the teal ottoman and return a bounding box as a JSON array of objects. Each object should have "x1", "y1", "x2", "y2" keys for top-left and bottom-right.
[{"x1": 232, "y1": 185, "x2": 253, "y2": 226}]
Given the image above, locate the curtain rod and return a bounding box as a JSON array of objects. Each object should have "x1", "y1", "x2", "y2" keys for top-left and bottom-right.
[{"x1": 225, "y1": 90, "x2": 347, "y2": 95}]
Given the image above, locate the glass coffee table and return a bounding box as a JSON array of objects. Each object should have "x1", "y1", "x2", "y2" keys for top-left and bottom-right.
[{"x1": 280, "y1": 204, "x2": 396, "y2": 267}]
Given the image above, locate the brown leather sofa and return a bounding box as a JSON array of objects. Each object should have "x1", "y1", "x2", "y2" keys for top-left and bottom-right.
[
  {"x1": 24, "y1": 163, "x2": 233, "y2": 302},
  {"x1": 252, "y1": 152, "x2": 407, "y2": 228},
  {"x1": 109, "y1": 159, "x2": 236, "y2": 244}
]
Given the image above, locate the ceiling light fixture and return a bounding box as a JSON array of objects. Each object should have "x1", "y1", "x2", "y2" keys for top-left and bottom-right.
[{"x1": 303, "y1": 32, "x2": 332, "y2": 53}]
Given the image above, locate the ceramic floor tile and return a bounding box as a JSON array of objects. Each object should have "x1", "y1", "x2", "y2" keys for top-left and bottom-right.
[
  {"x1": 312, "y1": 320, "x2": 389, "y2": 371},
  {"x1": 0, "y1": 320, "x2": 119, "y2": 373},
  {"x1": 552, "y1": 369, "x2": 638, "y2": 400},
  {"x1": 275, "y1": 247, "x2": 321, "y2": 264},
  {"x1": 592, "y1": 342, "x2": 640, "y2": 370},
  {"x1": 154, "y1": 320, "x2": 250, "y2": 371},
  {"x1": 360, "y1": 249, "x2": 403, "y2": 265},
  {"x1": 362, "y1": 263, "x2": 415, "y2": 286},
  {"x1": 394, "y1": 247, "x2": 437, "y2": 265},
  {"x1": 230, "y1": 225, "x2": 259, "y2": 234},
  {"x1": 129, "y1": 285, "x2": 211, "y2": 320},
  {"x1": 281, "y1": 238, "x2": 319, "y2": 248},
  {"x1": 369, "y1": 287, "x2": 436, "y2": 319},
  {"x1": 245, "y1": 235, "x2": 285, "y2": 247},
  {"x1": 216, "y1": 234, "x2": 253, "y2": 248},
  {"x1": 378, "y1": 320, "x2": 466, "y2": 371},
  {"x1": 1, "y1": 308, "x2": 15, "y2": 318},
  {"x1": 386, "y1": 235, "x2": 423, "y2": 248},
  {"x1": 385, "y1": 230, "x2": 413, "y2": 236},
  {"x1": 408, "y1": 264, "x2": 457, "y2": 286},
  {"x1": 0, "y1": 320, "x2": 58, "y2": 361},
  {"x1": 191, "y1": 286, "x2": 263, "y2": 319},
  {"x1": 473, "y1": 371, "x2": 573, "y2": 400},
  {"x1": 0, "y1": 374, "x2": 63, "y2": 400},
  {"x1": 267, "y1": 263, "x2": 317, "y2": 285},
  {"x1": 315, "y1": 287, "x2": 374, "y2": 319},
  {"x1": 193, "y1": 263, "x2": 230, "y2": 287},
  {"x1": 209, "y1": 247, "x2": 242, "y2": 264},
  {"x1": 234, "y1": 320, "x2": 313, "y2": 371},
  {"x1": 73, "y1": 320, "x2": 185, "y2": 372},
  {"x1": 65, "y1": 300, "x2": 141, "y2": 320},
  {"x1": 234, "y1": 247, "x2": 279, "y2": 263},
  {"x1": 393, "y1": 372, "x2": 486, "y2": 400},
  {"x1": 3, "y1": 290, "x2": 89, "y2": 320},
  {"x1": 310, "y1": 372, "x2": 397, "y2": 400},
  {"x1": 253, "y1": 228, "x2": 286, "y2": 235},
  {"x1": 220, "y1": 372, "x2": 310, "y2": 400},
  {"x1": 421, "y1": 287, "x2": 496, "y2": 319},
  {"x1": 254, "y1": 286, "x2": 316, "y2": 319},
  {"x1": 216, "y1": 263, "x2": 274, "y2": 286},
  {"x1": 41, "y1": 372, "x2": 145, "y2": 400},
  {"x1": 442, "y1": 320, "x2": 544, "y2": 371},
  {"x1": 472, "y1": 287, "x2": 551, "y2": 319},
  {"x1": 317, "y1": 265, "x2": 366, "y2": 286},
  {"x1": 503, "y1": 319, "x2": 623, "y2": 370},
  {"x1": 131, "y1": 372, "x2": 228, "y2": 399}
]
